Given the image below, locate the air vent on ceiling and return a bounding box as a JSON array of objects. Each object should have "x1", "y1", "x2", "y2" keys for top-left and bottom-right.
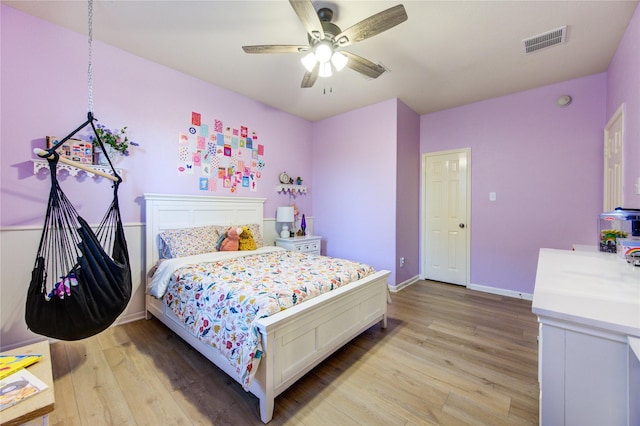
[{"x1": 522, "y1": 26, "x2": 567, "y2": 54}]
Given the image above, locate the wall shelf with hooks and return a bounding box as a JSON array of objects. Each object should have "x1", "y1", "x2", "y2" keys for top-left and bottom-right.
[
  {"x1": 276, "y1": 184, "x2": 307, "y2": 194},
  {"x1": 32, "y1": 159, "x2": 122, "y2": 179}
]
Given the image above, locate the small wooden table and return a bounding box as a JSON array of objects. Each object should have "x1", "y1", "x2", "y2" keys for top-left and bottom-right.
[{"x1": 0, "y1": 341, "x2": 55, "y2": 426}]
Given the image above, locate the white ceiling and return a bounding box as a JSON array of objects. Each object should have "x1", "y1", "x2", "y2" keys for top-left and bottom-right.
[{"x1": 4, "y1": 0, "x2": 638, "y2": 121}]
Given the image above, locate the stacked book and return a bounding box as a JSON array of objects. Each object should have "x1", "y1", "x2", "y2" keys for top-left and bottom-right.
[{"x1": 0, "y1": 354, "x2": 48, "y2": 411}]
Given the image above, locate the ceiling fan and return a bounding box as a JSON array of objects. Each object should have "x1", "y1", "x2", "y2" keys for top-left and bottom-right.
[{"x1": 242, "y1": 0, "x2": 408, "y2": 88}]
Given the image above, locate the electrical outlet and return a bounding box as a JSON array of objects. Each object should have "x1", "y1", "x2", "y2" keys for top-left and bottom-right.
[{"x1": 400, "y1": 257, "x2": 405, "y2": 267}]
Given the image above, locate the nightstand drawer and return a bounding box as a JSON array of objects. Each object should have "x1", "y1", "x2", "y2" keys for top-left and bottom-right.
[
  {"x1": 275, "y1": 236, "x2": 322, "y2": 256},
  {"x1": 296, "y1": 241, "x2": 320, "y2": 253}
]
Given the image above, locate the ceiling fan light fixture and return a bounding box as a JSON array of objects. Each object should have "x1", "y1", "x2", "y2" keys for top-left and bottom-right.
[
  {"x1": 243, "y1": 2, "x2": 408, "y2": 89},
  {"x1": 319, "y1": 62, "x2": 333, "y2": 78},
  {"x1": 314, "y1": 42, "x2": 333, "y2": 63},
  {"x1": 301, "y1": 52, "x2": 317, "y2": 72},
  {"x1": 331, "y1": 51, "x2": 348, "y2": 71}
]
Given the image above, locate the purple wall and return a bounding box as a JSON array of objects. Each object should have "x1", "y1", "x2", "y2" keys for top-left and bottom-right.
[
  {"x1": 395, "y1": 101, "x2": 421, "y2": 284},
  {"x1": 310, "y1": 98, "x2": 420, "y2": 287},
  {"x1": 421, "y1": 74, "x2": 607, "y2": 293},
  {"x1": 1, "y1": 5, "x2": 313, "y2": 227},
  {"x1": 607, "y1": 3, "x2": 640, "y2": 208},
  {"x1": 311, "y1": 99, "x2": 398, "y2": 282}
]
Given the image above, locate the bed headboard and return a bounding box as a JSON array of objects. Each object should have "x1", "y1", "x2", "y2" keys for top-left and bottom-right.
[{"x1": 143, "y1": 193, "x2": 266, "y2": 273}]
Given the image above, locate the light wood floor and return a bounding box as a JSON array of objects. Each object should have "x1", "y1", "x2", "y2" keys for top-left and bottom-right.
[{"x1": 48, "y1": 281, "x2": 539, "y2": 425}]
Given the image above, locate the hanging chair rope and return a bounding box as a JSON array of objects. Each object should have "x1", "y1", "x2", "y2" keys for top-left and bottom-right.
[
  {"x1": 26, "y1": 0, "x2": 132, "y2": 341},
  {"x1": 87, "y1": 0, "x2": 94, "y2": 114}
]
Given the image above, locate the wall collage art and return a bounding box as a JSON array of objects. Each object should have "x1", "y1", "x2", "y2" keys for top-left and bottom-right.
[{"x1": 178, "y1": 112, "x2": 265, "y2": 193}]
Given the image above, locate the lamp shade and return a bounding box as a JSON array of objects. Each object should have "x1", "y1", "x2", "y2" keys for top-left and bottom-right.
[
  {"x1": 331, "y1": 51, "x2": 348, "y2": 71},
  {"x1": 301, "y1": 52, "x2": 317, "y2": 72},
  {"x1": 319, "y1": 62, "x2": 333, "y2": 77},
  {"x1": 276, "y1": 206, "x2": 295, "y2": 223}
]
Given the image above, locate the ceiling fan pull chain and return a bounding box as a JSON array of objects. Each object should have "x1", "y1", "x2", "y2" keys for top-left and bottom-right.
[{"x1": 87, "y1": 0, "x2": 94, "y2": 114}]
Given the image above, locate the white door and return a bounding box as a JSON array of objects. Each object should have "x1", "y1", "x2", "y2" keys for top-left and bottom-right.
[
  {"x1": 422, "y1": 149, "x2": 470, "y2": 286},
  {"x1": 604, "y1": 104, "x2": 625, "y2": 211}
]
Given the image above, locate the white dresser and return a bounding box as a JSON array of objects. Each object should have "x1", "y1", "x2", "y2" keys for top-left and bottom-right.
[
  {"x1": 532, "y1": 248, "x2": 640, "y2": 426},
  {"x1": 275, "y1": 235, "x2": 322, "y2": 255}
]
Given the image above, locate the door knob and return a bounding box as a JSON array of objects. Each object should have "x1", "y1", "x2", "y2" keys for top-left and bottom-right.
[{"x1": 459, "y1": 223, "x2": 465, "y2": 228}]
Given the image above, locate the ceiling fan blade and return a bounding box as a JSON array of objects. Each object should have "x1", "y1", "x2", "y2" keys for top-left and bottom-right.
[
  {"x1": 242, "y1": 45, "x2": 308, "y2": 54},
  {"x1": 341, "y1": 51, "x2": 387, "y2": 79},
  {"x1": 335, "y1": 4, "x2": 408, "y2": 47},
  {"x1": 301, "y1": 64, "x2": 319, "y2": 88},
  {"x1": 289, "y1": 0, "x2": 324, "y2": 40}
]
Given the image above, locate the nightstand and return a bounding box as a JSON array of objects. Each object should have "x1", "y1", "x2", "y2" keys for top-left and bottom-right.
[{"x1": 275, "y1": 236, "x2": 322, "y2": 255}]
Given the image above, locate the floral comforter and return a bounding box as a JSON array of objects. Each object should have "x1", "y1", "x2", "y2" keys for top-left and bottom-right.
[{"x1": 148, "y1": 247, "x2": 375, "y2": 390}]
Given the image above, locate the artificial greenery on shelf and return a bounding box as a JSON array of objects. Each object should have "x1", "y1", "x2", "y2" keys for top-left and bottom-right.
[{"x1": 91, "y1": 124, "x2": 139, "y2": 156}]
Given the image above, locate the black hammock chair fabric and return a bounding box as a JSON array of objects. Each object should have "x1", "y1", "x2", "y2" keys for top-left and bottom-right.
[{"x1": 26, "y1": 115, "x2": 132, "y2": 341}]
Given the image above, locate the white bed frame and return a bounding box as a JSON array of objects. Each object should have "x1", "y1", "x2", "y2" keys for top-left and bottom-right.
[{"x1": 143, "y1": 193, "x2": 390, "y2": 423}]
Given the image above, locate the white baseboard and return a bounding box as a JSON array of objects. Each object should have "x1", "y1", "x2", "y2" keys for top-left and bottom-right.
[
  {"x1": 467, "y1": 283, "x2": 533, "y2": 301},
  {"x1": 388, "y1": 275, "x2": 420, "y2": 292},
  {"x1": 113, "y1": 312, "x2": 147, "y2": 326},
  {"x1": 390, "y1": 277, "x2": 533, "y2": 301}
]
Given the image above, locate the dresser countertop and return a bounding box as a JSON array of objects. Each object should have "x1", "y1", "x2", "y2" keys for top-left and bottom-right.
[{"x1": 532, "y1": 248, "x2": 640, "y2": 336}]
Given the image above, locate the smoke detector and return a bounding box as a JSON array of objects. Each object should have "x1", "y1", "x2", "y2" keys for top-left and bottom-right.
[
  {"x1": 556, "y1": 95, "x2": 572, "y2": 107},
  {"x1": 523, "y1": 26, "x2": 567, "y2": 54}
]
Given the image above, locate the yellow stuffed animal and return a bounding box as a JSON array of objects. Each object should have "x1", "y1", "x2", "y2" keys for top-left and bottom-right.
[{"x1": 238, "y1": 226, "x2": 257, "y2": 251}]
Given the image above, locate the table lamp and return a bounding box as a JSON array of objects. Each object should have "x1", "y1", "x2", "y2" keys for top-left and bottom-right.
[{"x1": 276, "y1": 206, "x2": 295, "y2": 238}]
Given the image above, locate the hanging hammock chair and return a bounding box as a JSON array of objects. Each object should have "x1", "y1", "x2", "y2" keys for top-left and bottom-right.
[
  {"x1": 26, "y1": 113, "x2": 132, "y2": 341},
  {"x1": 26, "y1": 0, "x2": 131, "y2": 341}
]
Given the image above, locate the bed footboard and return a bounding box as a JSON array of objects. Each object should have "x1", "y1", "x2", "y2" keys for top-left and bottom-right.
[{"x1": 252, "y1": 270, "x2": 390, "y2": 423}]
